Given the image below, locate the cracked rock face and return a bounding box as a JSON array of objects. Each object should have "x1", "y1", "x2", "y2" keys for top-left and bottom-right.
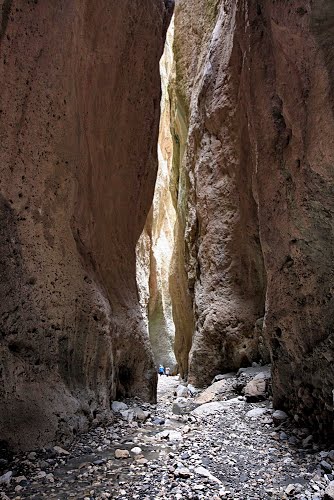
[
  {"x1": 172, "y1": 0, "x2": 266, "y2": 387},
  {"x1": 0, "y1": 0, "x2": 172, "y2": 450},
  {"x1": 173, "y1": 0, "x2": 334, "y2": 439}
]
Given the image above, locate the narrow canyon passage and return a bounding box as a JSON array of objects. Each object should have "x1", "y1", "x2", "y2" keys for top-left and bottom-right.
[
  {"x1": 1, "y1": 0, "x2": 334, "y2": 499},
  {"x1": 2, "y1": 370, "x2": 332, "y2": 499}
]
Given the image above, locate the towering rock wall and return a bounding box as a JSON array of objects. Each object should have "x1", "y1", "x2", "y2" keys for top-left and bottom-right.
[
  {"x1": 173, "y1": 0, "x2": 334, "y2": 439},
  {"x1": 0, "y1": 0, "x2": 172, "y2": 451},
  {"x1": 173, "y1": 0, "x2": 266, "y2": 386}
]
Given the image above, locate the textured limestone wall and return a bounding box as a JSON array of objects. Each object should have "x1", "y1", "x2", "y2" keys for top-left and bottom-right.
[
  {"x1": 173, "y1": 0, "x2": 266, "y2": 387},
  {"x1": 174, "y1": 0, "x2": 334, "y2": 439},
  {"x1": 0, "y1": 0, "x2": 172, "y2": 450},
  {"x1": 245, "y1": 0, "x2": 334, "y2": 441}
]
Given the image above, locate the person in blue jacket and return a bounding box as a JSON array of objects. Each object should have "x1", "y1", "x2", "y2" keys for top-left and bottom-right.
[{"x1": 158, "y1": 365, "x2": 165, "y2": 376}]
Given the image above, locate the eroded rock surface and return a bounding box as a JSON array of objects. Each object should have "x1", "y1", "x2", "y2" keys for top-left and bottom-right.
[
  {"x1": 172, "y1": 0, "x2": 334, "y2": 439},
  {"x1": 0, "y1": 0, "x2": 173, "y2": 450},
  {"x1": 172, "y1": 0, "x2": 266, "y2": 386}
]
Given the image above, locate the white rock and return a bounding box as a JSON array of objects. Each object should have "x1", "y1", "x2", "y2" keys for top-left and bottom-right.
[
  {"x1": 54, "y1": 445, "x2": 70, "y2": 455},
  {"x1": 211, "y1": 373, "x2": 236, "y2": 384},
  {"x1": 254, "y1": 371, "x2": 271, "y2": 381},
  {"x1": 111, "y1": 401, "x2": 128, "y2": 412},
  {"x1": 0, "y1": 471, "x2": 12, "y2": 484},
  {"x1": 273, "y1": 410, "x2": 288, "y2": 422},
  {"x1": 0, "y1": 471, "x2": 12, "y2": 485},
  {"x1": 120, "y1": 409, "x2": 134, "y2": 422},
  {"x1": 156, "y1": 429, "x2": 182, "y2": 441},
  {"x1": 246, "y1": 408, "x2": 267, "y2": 418},
  {"x1": 175, "y1": 467, "x2": 191, "y2": 477},
  {"x1": 15, "y1": 476, "x2": 27, "y2": 483},
  {"x1": 133, "y1": 407, "x2": 150, "y2": 421},
  {"x1": 195, "y1": 466, "x2": 211, "y2": 477},
  {"x1": 168, "y1": 430, "x2": 183, "y2": 441},
  {"x1": 195, "y1": 466, "x2": 221, "y2": 484},
  {"x1": 192, "y1": 399, "x2": 243, "y2": 417},
  {"x1": 187, "y1": 384, "x2": 200, "y2": 395},
  {"x1": 34, "y1": 471, "x2": 47, "y2": 479},
  {"x1": 237, "y1": 365, "x2": 271, "y2": 378},
  {"x1": 285, "y1": 484, "x2": 295, "y2": 495},
  {"x1": 130, "y1": 447, "x2": 142, "y2": 455},
  {"x1": 325, "y1": 481, "x2": 334, "y2": 499},
  {"x1": 156, "y1": 429, "x2": 170, "y2": 439},
  {"x1": 172, "y1": 397, "x2": 196, "y2": 415},
  {"x1": 176, "y1": 384, "x2": 189, "y2": 397}
]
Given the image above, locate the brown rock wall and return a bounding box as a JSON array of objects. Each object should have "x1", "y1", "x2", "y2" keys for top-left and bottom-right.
[
  {"x1": 169, "y1": 80, "x2": 194, "y2": 378},
  {"x1": 243, "y1": 0, "x2": 334, "y2": 440},
  {"x1": 0, "y1": 0, "x2": 172, "y2": 450},
  {"x1": 173, "y1": 0, "x2": 334, "y2": 438},
  {"x1": 173, "y1": 0, "x2": 266, "y2": 387}
]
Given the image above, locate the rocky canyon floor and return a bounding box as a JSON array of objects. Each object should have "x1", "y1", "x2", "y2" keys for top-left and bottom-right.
[{"x1": 1, "y1": 371, "x2": 333, "y2": 500}]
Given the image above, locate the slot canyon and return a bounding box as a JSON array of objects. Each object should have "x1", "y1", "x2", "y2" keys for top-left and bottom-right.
[{"x1": 1, "y1": 0, "x2": 334, "y2": 499}]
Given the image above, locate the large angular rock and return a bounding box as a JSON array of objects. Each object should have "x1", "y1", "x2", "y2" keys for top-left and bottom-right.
[
  {"x1": 191, "y1": 398, "x2": 244, "y2": 417},
  {"x1": 244, "y1": 374, "x2": 268, "y2": 402},
  {"x1": 172, "y1": 397, "x2": 198, "y2": 415},
  {"x1": 195, "y1": 380, "x2": 228, "y2": 404},
  {"x1": 175, "y1": 384, "x2": 189, "y2": 398},
  {"x1": 325, "y1": 481, "x2": 334, "y2": 500},
  {"x1": 112, "y1": 402, "x2": 128, "y2": 413}
]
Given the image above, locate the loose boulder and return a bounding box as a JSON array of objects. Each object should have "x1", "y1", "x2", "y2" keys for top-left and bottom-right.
[
  {"x1": 195, "y1": 380, "x2": 228, "y2": 405},
  {"x1": 244, "y1": 373, "x2": 269, "y2": 402}
]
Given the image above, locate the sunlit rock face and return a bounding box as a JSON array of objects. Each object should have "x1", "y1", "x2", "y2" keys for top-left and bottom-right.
[
  {"x1": 0, "y1": 0, "x2": 173, "y2": 451},
  {"x1": 136, "y1": 19, "x2": 177, "y2": 373},
  {"x1": 173, "y1": 0, "x2": 334, "y2": 440}
]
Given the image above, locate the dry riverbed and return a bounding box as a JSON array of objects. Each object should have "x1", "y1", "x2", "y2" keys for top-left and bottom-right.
[{"x1": 1, "y1": 369, "x2": 333, "y2": 499}]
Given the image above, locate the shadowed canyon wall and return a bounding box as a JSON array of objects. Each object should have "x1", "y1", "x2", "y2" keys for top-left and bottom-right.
[
  {"x1": 0, "y1": 0, "x2": 173, "y2": 450},
  {"x1": 172, "y1": 0, "x2": 334, "y2": 440}
]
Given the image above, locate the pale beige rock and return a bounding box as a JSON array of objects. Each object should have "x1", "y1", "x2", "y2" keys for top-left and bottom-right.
[
  {"x1": 115, "y1": 449, "x2": 130, "y2": 459},
  {"x1": 191, "y1": 399, "x2": 243, "y2": 417},
  {"x1": 53, "y1": 446, "x2": 69, "y2": 456},
  {"x1": 0, "y1": 0, "x2": 173, "y2": 450},
  {"x1": 195, "y1": 380, "x2": 227, "y2": 405},
  {"x1": 244, "y1": 377, "x2": 267, "y2": 402}
]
